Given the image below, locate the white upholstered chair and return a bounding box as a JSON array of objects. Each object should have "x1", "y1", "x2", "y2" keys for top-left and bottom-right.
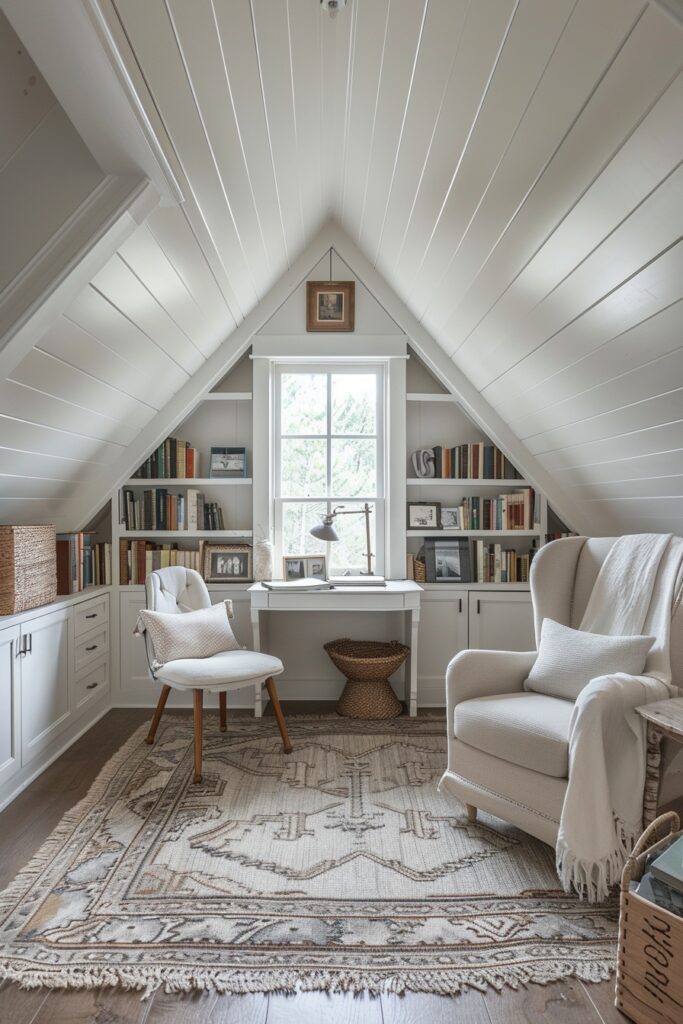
[
  {"x1": 140, "y1": 567, "x2": 291, "y2": 783},
  {"x1": 440, "y1": 537, "x2": 683, "y2": 845}
]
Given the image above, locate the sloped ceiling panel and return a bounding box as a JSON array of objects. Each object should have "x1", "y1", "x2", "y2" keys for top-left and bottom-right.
[
  {"x1": 100, "y1": 0, "x2": 683, "y2": 536},
  {"x1": 0, "y1": 203, "x2": 234, "y2": 526}
]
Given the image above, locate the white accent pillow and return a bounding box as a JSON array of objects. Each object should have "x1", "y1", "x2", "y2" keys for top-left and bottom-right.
[
  {"x1": 137, "y1": 600, "x2": 241, "y2": 668},
  {"x1": 524, "y1": 618, "x2": 655, "y2": 701}
]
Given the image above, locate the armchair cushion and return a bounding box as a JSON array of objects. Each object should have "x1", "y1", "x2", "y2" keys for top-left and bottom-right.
[
  {"x1": 454, "y1": 691, "x2": 573, "y2": 778},
  {"x1": 524, "y1": 617, "x2": 654, "y2": 701},
  {"x1": 137, "y1": 600, "x2": 240, "y2": 668},
  {"x1": 158, "y1": 650, "x2": 283, "y2": 690}
]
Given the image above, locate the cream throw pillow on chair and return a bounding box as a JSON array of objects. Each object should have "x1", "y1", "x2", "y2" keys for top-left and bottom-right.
[
  {"x1": 524, "y1": 617, "x2": 655, "y2": 701},
  {"x1": 137, "y1": 600, "x2": 241, "y2": 669}
]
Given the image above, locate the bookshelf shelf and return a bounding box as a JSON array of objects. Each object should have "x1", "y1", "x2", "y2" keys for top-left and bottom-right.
[
  {"x1": 406, "y1": 478, "x2": 531, "y2": 487},
  {"x1": 407, "y1": 529, "x2": 541, "y2": 538},
  {"x1": 120, "y1": 530, "x2": 253, "y2": 539},
  {"x1": 406, "y1": 392, "x2": 456, "y2": 403},
  {"x1": 125, "y1": 478, "x2": 252, "y2": 486}
]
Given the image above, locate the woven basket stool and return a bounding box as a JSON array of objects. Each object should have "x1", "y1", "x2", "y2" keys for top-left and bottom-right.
[{"x1": 324, "y1": 638, "x2": 410, "y2": 719}]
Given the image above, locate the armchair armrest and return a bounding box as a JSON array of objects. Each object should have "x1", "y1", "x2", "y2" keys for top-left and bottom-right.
[{"x1": 445, "y1": 649, "x2": 537, "y2": 733}]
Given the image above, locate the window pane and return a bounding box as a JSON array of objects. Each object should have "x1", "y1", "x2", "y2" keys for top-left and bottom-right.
[
  {"x1": 280, "y1": 438, "x2": 327, "y2": 497},
  {"x1": 331, "y1": 373, "x2": 376, "y2": 435},
  {"x1": 328, "y1": 502, "x2": 376, "y2": 575},
  {"x1": 331, "y1": 438, "x2": 376, "y2": 497},
  {"x1": 282, "y1": 502, "x2": 328, "y2": 558},
  {"x1": 281, "y1": 373, "x2": 327, "y2": 434}
]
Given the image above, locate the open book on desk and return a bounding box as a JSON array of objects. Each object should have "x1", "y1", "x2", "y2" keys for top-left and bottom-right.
[{"x1": 262, "y1": 578, "x2": 332, "y2": 592}]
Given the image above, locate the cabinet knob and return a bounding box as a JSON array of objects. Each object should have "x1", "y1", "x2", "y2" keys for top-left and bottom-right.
[
  {"x1": 85, "y1": 644, "x2": 98, "y2": 652},
  {"x1": 85, "y1": 613, "x2": 97, "y2": 619}
]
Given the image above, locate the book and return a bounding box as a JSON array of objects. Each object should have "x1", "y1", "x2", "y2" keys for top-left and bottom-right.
[
  {"x1": 262, "y1": 579, "x2": 332, "y2": 591},
  {"x1": 651, "y1": 835, "x2": 683, "y2": 894}
]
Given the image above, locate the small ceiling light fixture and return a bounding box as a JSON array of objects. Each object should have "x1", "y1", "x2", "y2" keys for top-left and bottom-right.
[{"x1": 321, "y1": 0, "x2": 348, "y2": 19}]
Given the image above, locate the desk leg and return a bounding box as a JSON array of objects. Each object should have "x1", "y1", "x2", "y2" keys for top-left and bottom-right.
[
  {"x1": 642, "y1": 723, "x2": 663, "y2": 828},
  {"x1": 251, "y1": 607, "x2": 263, "y2": 718},
  {"x1": 405, "y1": 607, "x2": 419, "y2": 717}
]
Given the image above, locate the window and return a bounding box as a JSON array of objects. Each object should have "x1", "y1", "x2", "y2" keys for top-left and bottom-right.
[{"x1": 274, "y1": 365, "x2": 384, "y2": 574}]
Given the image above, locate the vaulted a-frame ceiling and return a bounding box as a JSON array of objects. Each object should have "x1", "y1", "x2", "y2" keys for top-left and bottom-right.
[{"x1": 2, "y1": 0, "x2": 683, "y2": 535}]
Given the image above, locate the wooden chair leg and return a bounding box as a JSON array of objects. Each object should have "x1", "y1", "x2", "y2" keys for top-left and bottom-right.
[
  {"x1": 145, "y1": 685, "x2": 171, "y2": 745},
  {"x1": 219, "y1": 691, "x2": 227, "y2": 732},
  {"x1": 264, "y1": 676, "x2": 292, "y2": 754},
  {"x1": 466, "y1": 803, "x2": 477, "y2": 823},
  {"x1": 193, "y1": 689, "x2": 203, "y2": 784}
]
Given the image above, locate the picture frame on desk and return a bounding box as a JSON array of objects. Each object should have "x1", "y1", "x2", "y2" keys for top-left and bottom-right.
[
  {"x1": 424, "y1": 538, "x2": 471, "y2": 583},
  {"x1": 203, "y1": 543, "x2": 252, "y2": 582},
  {"x1": 283, "y1": 554, "x2": 327, "y2": 581},
  {"x1": 209, "y1": 446, "x2": 247, "y2": 479}
]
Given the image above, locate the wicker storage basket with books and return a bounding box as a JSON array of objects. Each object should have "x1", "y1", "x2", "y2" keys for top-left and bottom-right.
[
  {"x1": 616, "y1": 811, "x2": 683, "y2": 1024},
  {"x1": 0, "y1": 525, "x2": 57, "y2": 616}
]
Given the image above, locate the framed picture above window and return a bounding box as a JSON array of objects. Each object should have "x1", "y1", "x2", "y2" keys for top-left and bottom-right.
[
  {"x1": 306, "y1": 281, "x2": 355, "y2": 332},
  {"x1": 424, "y1": 538, "x2": 471, "y2": 584},
  {"x1": 407, "y1": 502, "x2": 441, "y2": 530},
  {"x1": 209, "y1": 446, "x2": 247, "y2": 479},
  {"x1": 283, "y1": 554, "x2": 327, "y2": 582},
  {"x1": 203, "y1": 544, "x2": 252, "y2": 583}
]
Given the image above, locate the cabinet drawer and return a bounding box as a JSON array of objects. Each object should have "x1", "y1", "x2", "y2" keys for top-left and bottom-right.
[
  {"x1": 74, "y1": 659, "x2": 109, "y2": 711},
  {"x1": 74, "y1": 594, "x2": 109, "y2": 638},
  {"x1": 74, "y1": 626, "x2": 109, "y2": 676}
]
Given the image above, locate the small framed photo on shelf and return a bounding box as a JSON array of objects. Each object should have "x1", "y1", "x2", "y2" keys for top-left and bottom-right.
[
  {"x1": 440, "y1": 507, "x2": 460, "y2": 529},
  {"x1": 203, "y1": 543, "x2": 252, "y2": 583},
  {"x1": 283, "y1": 554, "x2": 327, "y2": 581},
  {"x1": 424, "y1": 538, "x2": 471, "y2": 583},
  {"x1": 407, "y1": 502, "x2": 441, "y2": 530},
  {"x1": 306, "y1": 281, "x2": 355, "y2": 332},
  {"x1": 209, "y1": 446, "x2": 247, "y2": 479}
]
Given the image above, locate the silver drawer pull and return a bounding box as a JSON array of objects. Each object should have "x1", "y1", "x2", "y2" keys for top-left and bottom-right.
[
  {"x1": 85, "y1": 644, "x2": 98, "y2": 652},
  {"x1": 85, "y1": 613, "x2": 97, "y2": 619},
  {"x1": 86, "y1": 682, "x2": 98, "y2": 690}
]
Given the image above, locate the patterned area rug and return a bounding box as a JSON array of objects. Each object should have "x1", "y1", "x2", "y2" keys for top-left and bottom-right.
[{"x1": 0, "y1": 715, "x2": 618, "y2": 996}]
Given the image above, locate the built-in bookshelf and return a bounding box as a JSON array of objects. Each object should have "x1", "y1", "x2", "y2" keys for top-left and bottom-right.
[
  {"x1": 404, "y1": 357, "x2": 551, "y2": 588},
  {"x1": 112, "y1": 357, "x2": 255, "y2": 587}
]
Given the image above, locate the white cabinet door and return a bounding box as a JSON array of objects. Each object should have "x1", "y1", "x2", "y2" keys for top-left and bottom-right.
[
  {"x1": 0, "y1": 626, "x2": 21, "y2": 787},
  {"x1": 119, "y1": 591, "x2": 152, "y2": 695},
  {"x1": 417, "y1": 591, "x2": 469, "y2": 706},
  {"x1": 468, "y1": 591, "x2": 535, "y2": 652},
  {"x1": 21, "y1": 607, "x2": 71, "y2": 764}
]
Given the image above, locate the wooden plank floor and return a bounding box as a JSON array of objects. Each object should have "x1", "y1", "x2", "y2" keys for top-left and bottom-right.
[{"x1": 0, "y1": 708, "x2": 627, "y2": 1024}]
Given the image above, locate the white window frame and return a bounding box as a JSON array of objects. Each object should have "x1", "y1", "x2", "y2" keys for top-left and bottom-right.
[{"x1": 272, "y1": 362, "x2": 386, "y2": 575}]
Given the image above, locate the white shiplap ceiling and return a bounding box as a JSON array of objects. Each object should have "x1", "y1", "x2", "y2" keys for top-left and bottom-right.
[{"x1": 2, "y1": 0, "x2": 683, "y2": 534}]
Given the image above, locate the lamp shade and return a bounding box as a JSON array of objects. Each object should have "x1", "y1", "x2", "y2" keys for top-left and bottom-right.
[{"x1": 310, "y1": 520, "x2": 339, "y2": 542}]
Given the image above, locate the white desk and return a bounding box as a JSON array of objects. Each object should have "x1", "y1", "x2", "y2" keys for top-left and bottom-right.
[{"x1": 248, "y1": 581, "x2": 422, "y2": 717}]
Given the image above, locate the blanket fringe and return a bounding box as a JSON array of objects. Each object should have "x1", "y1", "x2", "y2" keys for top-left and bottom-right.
[
  {"x1": 556, "y1": 814, "x2": 641, "y2": 903},
  {"x1": 0, "y1": 958, "x2": 616, "y2": 1000}
]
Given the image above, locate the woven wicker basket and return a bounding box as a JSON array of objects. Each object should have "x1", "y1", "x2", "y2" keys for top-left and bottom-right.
[
  {"x1": 616, "y1": 811, "x2": 683, "y2": 1024},
  {"x1": 324, "y1": 638, "x2": 410, "y2": 719},
  {"x1": 0, "y1": 525, "x2": 57, "y2": 616}
]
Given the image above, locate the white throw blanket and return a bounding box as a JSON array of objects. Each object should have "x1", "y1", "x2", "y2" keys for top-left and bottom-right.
[{"x1": 557, "y1": 533, "x2": 683, "y2": 902}]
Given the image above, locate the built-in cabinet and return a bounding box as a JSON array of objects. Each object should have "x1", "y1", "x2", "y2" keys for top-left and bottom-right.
[
  {"x1": 0, "y1": 589, "x2": 111, "y2": 811},
  {"x1": 417, "y1": 588, "x2": 534, "y2": 705}
]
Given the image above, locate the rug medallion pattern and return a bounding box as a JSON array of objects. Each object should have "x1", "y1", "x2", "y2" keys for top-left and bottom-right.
[{"x1": 0, "y1": 716, "x2": 618, "y2": 995}]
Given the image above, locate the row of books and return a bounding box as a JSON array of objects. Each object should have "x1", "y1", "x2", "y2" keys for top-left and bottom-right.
[
  {"x1": 422, "y1": 443, "x2": 522, "y2": 480},
  {"x1": 132, "y1": 436, "x2": 200, "y2": 479},
  {"x1": 121, "y1": 488, "x2": 225, "y2": 532},
  {"x1": 473, "y1": 541, "x2": 537, "y2": 584},
  {"x1": 119, "y1": 541, "x2": 204, "y2": 586},
  {"x1": 57, "y1": 533, "x2": 112, "y2": 594},
  {"x1": 446, "y1": 489, "x2": 537, "y2": 531}
]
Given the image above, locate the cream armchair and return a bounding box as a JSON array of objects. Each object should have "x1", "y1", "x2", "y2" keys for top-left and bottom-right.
[{"x1": 440, "y1": 537, "x2": 683, "y2": 846}]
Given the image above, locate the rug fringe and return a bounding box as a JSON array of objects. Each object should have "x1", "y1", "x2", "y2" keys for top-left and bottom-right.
[{"x1": 0, "y1": 958, "x2": 615, "y2": 999}]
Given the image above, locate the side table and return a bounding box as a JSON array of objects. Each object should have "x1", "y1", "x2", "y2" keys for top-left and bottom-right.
[{"x1": 636, "y1": 698, "x2": 683, "y2": 827}]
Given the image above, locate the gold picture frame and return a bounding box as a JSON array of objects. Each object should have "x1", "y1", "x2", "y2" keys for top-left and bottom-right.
[{"x1": 306, "y1": 281, "x2": 355, "y2": 332}]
